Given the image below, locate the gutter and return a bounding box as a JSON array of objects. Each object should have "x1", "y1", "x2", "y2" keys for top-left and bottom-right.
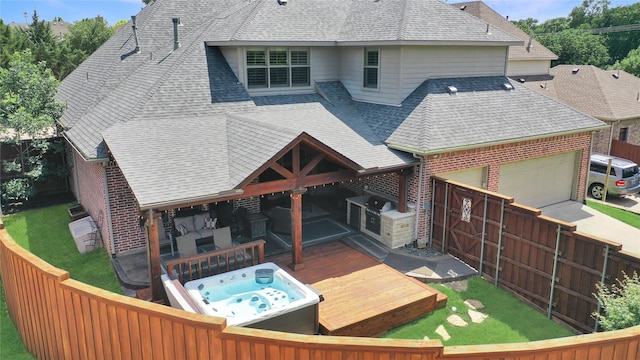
[
  {"x1": 140, "y1": 189, "x2": 244, "y2": 212},
  {"x1": 388, "y1": 126, "x2": 609, "y2": 156},
  {"x1": 61, "y1": 133, "x2": 109, "y2": 163}
]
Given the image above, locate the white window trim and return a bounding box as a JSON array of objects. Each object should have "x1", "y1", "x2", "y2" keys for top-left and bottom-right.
[
  {"x1": 245, "y1": 47, "x2": 311, "y2": 90},
  {"x1": 363, "y1": 47, "x2": 380, "y2": 91}
]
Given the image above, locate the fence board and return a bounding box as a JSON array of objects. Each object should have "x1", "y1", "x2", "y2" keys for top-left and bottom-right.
[
  {"x1": 431, "y1": 178, "x2": 635, "y2": 333},
  {"x1": 611, "y1": 139, "x2": 640, "y2": 165},
  {"x1": 3, "y1": 220, "x2": 640, "y2": 359}
]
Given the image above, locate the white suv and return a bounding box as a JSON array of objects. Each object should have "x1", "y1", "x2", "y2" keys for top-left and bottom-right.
[{"x1": 588, "y1": 153, "x2": 640, "y2": 200}]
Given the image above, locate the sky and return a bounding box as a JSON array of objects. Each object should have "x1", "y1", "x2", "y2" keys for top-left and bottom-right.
[{"x1": 0, "y1": 0, "x2": 639, "y2": 26}]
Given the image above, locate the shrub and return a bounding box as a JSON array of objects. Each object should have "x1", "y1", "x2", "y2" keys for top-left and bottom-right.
[{"x1": 593, "y1": 272, "x2": 640, "y2": 331}]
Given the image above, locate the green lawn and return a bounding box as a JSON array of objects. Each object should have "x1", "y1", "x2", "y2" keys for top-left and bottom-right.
[
  {"x1": 1, "y1": 203, "x2": 121, "y2": 359},
  {"x1": 381, "y1": 277, "x2": 575, "y2": 345},
  {"x1": 586, "y1": 200, "x2": 640, "y2": 229}
]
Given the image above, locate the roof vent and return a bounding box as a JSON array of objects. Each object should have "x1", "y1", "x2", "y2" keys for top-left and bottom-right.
[
  {"x1": 572, "y1": 68, "x2": 580, "y2": 74},
  {"x1": 172, "y1": 18, "x2": 182, "y2": 51},
  {"x1": 518, "y1": 78, "x2": 526, "y2": 83},
  {"x1": 460, "y1": 5, "x2": 467, "y2": 10},
  {"x1": 613, "y1": 71, "x2": 620, "y2": 79},
  {"x1": 278, "y1": 0, "x2": 288, "y2": 5},
  {"x1": 446, "y1": 86, "x2": 458, "y2": 95},
  {"x1": 502, "y1": 83, "x2": 514, "y2": 91},
  {"x1": 540, "y1": 83, "x2": 547, "y2": 89},
  {"x1": 131, "y1": 16, "x2": 140, "y2": 53},
  {"x1": 486, "y1": 24, "x2": 491, "y2": 34}
]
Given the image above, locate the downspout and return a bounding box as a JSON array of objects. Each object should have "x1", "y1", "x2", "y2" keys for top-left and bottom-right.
[
  {"x1": 413, "y1": 154, "x2": 425, "y2": 246},
  {"x1": 102, "y1": 161, "x2": 116, "y2": 257},
  {"x1": 607, "y1": 120, "x2": 620, "y2": 155},
  {"x1": 585, "y1": 131, "x2": 596, "y2": 203}
]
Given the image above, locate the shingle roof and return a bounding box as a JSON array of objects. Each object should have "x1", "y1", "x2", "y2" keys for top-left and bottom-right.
[
  {"x1": 385, "y1": 76, "x2": 606, "y2": 153},
  {"x1": 521, "y1": 65, "x2": 640, "y2": 121},
  {"x1": 204, "y1": 0, "x2": 521, "y2": 45},
  {"x1": 59, "y1": 0, "x2": 602, "y2": 210},
  {"x1": 103, "y1": 101, "x2": 415, "y2": 210},
  {"x1": 451, "y1": 1, "x2": 557, "y2": 61}
]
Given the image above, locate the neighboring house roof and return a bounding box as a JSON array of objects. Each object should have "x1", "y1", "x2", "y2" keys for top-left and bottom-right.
[
  {"x1": 451, "y1": 1, "x2": 557, "y2": 61},
  {"x1": 8, "y1": 20, "x2": 71, "y2": 37},
  {"x1": 520, "y1": 65, "x2": 640, "y2": 122}
]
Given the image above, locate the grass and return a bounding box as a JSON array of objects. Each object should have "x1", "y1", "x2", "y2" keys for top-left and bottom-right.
[
  {"x1": 586, "y1": 200, "x2": 640, "y2": 229},
  {"x1": 1, "y1": 203, "x2": 121, "y2": 359},
  {"x1": 381, "y1": 277, "x2": 575, "y2": 345}
]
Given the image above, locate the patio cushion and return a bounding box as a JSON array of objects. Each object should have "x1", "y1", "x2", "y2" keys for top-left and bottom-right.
[
  {"x1": 176, "y1": 233, "x2": 198, "y2": 257},
  {"x1": 213, "y1": 226, "x2": 233, "y2": 249},
  {"x1": 196, "y1": 228, "x2": 214, "y2": 239},
  {"x1": 193, "y1": 213, "x2": 208, "y2": 230},
  {"x1": 174, "y1": 216, "x2": 195, "y2": 233}
]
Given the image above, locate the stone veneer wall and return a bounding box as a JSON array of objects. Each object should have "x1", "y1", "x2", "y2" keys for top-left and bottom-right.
[{"x1": 413, "y1": 133, "x2": 593, "y2": 244}]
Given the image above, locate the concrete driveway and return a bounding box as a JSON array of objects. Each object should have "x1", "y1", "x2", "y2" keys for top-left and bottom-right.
[{"x1": 540, "y1": 197, "x2": 640, "y2": 256}]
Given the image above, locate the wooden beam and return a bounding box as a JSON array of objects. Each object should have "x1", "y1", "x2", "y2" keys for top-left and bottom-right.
[
  {"x1": 147, "y1": 211, "x2": 163, "y2": 301},
  {"x1": 300, "y1": 153, "x2": 326, "y2": 177},
  {"x1": 289, "y1": 189, "x2": 306, "y2": 270},
  {"x1": 293, "y1": 144, "x2": 301, "y2": 176},
  {"x1": 269, "y1": 161, "x2": 294, "y2": 179},
  {"x1": 398, "y1": 172, "x2": 408, "y2": 213}
]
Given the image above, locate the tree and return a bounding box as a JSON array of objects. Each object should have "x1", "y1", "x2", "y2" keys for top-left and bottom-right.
[
  {"x1": 594, "y1": 272, "x2": 640, "y2": 331},
  {"x1": 0, "y1": 20, "x2": 28, "y2": 69},
  {"x1": 512, "y1": 18, "x2": 538, "y2": 34},
  {"x1": 538, "y1": 29, "x2": 610, "y2": 67},
  {"x1": 56, "y1": 16, "x2": 115, "y2": 79},
  {"x1": 0, "y1": 50, "x2": 65, "y2": 204},
  {"x1": 569, "y1": 0, "x2": 611, "y2": 28},
  {"x1": 616, "y1": 45, "x2": 640, "y2": 77}
]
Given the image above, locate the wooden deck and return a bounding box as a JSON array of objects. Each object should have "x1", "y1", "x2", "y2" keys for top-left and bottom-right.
[{"x1": 267, "y1": 241, "x2": 446, "y2": 337}]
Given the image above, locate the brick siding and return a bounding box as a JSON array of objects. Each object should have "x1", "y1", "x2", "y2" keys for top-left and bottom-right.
[{"x1": 72, "y1": 150, "x2": 110, "y2": 250}]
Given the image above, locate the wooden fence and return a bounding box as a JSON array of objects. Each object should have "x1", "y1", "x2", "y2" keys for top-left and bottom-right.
[
  {"x1": 611, "y1": 139, "x2": 640, "y2": 165},
  {"x1": 2, "y1": 220, "x2": 640, "y2": 359},
  {"x1": 431, "y1": 177, "x2": 640, "y2": 333}
]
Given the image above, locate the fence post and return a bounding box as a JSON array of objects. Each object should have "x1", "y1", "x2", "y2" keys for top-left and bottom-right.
[
  {"x1": 479, "y1": 194, "x2": 488, "y2": 276},
  {"x1": 594, "y1": 244, "x2": 610, "y2": 332},
  {"x1": 429, "y1": 177, "x2": 436, "y2": 247},
  {"x1": 441, "y1": 182, "x2": 449, "y2": 253},
  {"x1": 548, "y1": 224, "x2": 562, "y2": 319},
  {"x1": 494, "y1": 199, "x2": 505, "y2": 286}
]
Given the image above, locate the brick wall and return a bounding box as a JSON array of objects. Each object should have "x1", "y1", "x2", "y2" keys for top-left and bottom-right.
[
  {"x1": 105, "y1": 160, "x2": 146, "y2": 254},
  {"x1": 414, "y1": 133, "x2": 592, "y2": 244},
  {"x1": 72, "y1": 150, "x2": 110, "y2": 250}
]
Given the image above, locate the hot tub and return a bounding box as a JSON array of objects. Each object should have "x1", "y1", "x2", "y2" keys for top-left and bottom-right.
[{"x1": 184, "y1": 262, "x2": 321, "y2": 334}]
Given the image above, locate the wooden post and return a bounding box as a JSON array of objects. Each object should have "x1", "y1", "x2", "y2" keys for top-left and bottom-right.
[
  {"x1": 397, "y1": 172, "x2": 408, "y2": 213},
  {"x1": 289, "y1": 188, "x2": 307, "y2": 271},
  {"x1": 146, "y1": 210, "x2": 163, "y2": 301}
]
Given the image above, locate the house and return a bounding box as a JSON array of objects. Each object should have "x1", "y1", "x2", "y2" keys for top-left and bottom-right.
[
  {"x1": 452, "y1": 1, "x2": 558, "y2": 77},
  {"x1": 521, "y1": 65, "x2": 640, "y2": 155},
  {"x1": 57, "y1": 0, "x2": 606, "y2": 298}
]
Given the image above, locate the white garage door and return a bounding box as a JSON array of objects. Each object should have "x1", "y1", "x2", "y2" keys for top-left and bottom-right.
[
  {"x1": 439, "y1": 167, "x2": 487, "y2": 189},
  {"x1": 498, "y1": 152, "x2": 578, "y2": 208}
]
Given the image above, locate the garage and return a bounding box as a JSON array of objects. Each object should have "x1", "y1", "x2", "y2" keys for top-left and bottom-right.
[
  {"x1": 498, "y1": 151, "x2": 578, "y2": 208},
  {"x1": 439, "y1": 166, "x2": 488, "y2": 189}
]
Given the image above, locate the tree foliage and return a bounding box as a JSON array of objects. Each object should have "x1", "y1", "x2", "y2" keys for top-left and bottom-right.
[
  {"x1": 616, "y1": 45, "x2": 640, "y2": 77},
  {"x1": 594, "y1": 272, "x2": 640, "y2": 331},
  {"x1": 538, "y1": 29, "x2": 610, "y2": 67},
  {"x1": 516, "y1": 1, "x2": 640, "y2": 70},
  {"x1": 0, "y1": 50, "x2": 66, "y2": 203}
]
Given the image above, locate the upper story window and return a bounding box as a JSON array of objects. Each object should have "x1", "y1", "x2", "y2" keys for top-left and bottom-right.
[
  {"x1": 246, "y1": 48, "x2": 310, "y2": 89},
  {"x1": 363, "y1": 48, "x2": 379, "y2": 89},
  {"x1": 619, "y1": 127, "x2": 629, "y2": 142}
]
